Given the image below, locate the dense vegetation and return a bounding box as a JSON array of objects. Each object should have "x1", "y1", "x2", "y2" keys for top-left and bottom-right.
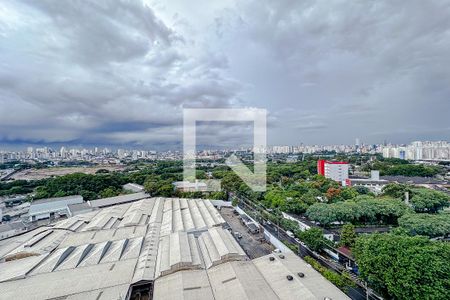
[
  {"x1": 354, "y1": 233, "x2": 450, "y2": 299},
  {"x1": 409, "y1": 188, "x2": 450, "y2": 213},
  {"x1": 362, "y1": 158, "x2": 444, "y2": 177},
  {"x1": 0, "y1": 180, "x2": 41, "y2": 196},
  {"x1": 398, "y1": 213, "x2": 450, "y2": 238},
  {"x1": 33, "y1": 173, "x2": 126, "y2": 200},
  {"x1": 305, "y1": 196, "x2": 410, "y2": 226},
  {"x1": 1, "y1": 161, "x2": 184, "y2": 200}
]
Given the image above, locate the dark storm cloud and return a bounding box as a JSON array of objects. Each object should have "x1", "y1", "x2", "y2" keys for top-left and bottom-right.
[
  {"x1": 213, "y1": 0, "x2": 450, "y2": 144},
  {"x1": 0, "y1": 0, "x2": 449, "y2": 148},
  {"x1": 0, "y1": 0, "x2": 242, "y2": 147}
]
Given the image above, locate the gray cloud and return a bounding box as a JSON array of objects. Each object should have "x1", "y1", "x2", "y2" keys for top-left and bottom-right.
[{"x1": 0, "y1": 0, "x2": 449, "y2": 149}]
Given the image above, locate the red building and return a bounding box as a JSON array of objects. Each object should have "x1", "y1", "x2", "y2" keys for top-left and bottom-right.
[{"x1": 317, "y1": 159, "x2": 326, "y2": 176}]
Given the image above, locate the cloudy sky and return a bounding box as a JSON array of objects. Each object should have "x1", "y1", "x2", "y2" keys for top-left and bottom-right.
[{"x1": 0, "y1": 0, "x2": 449, "y2": 150}]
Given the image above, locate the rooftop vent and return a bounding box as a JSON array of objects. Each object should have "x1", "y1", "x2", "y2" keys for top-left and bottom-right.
[
  {"x1": 269, "y1": 257, "x2": 275, "y2": 261},
  {"x1": 279, "y1": 254, "x2": 285, "y2": 259},
  {"x1": 298, "y1": 272, "x2": 305, "y2": 278},
  {"x1": 286, "y1": 275, "x2": 293, "y2": 281}
]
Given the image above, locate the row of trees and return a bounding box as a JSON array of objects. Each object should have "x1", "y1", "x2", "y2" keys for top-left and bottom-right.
[
  {"x1": 305, "y1": 197, "x2": 410, "y2": 226},
  {"x1": 362, "y1": 158, "x2": 444, "y2": 177},
  {"x1": 382, "y1": 184, "x2": 450, "y2": 212}
]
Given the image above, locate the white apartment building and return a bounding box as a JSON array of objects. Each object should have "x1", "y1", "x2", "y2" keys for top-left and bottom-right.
[
  {"x1": 382, "y1": 141, "x2": 450, "y2": 161},
  {"x1": 317, "y1": 160, "x2": 349, "y2": 183}
]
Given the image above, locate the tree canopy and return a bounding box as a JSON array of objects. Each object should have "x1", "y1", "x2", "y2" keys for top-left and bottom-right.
[
  {"x1": 306, "y1": 197, "x2": 409, "y2": 226},
  {"x1": 340, "y1": 224, "x2": 357, "y2": 248},
  {"x1": 409, "y1": 189, "x2": 450, "y2": 213},
  {"x1": 354, "y1": 233, "x2": 450, "y2": 299},
  {"x1": 297, "y1": 228, "x2": 326, "y2": 252},
  {"x1": 398, "y1": 213, "x2": 450, "y2": 238}
]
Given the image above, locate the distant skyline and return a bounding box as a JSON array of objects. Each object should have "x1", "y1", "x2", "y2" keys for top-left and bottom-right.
[
  {"x1": 1, "y1": 1, "x2": 449, "y2": 149},
  {"x1": 1, "y1": 139, "x2": 449, "y2": 152}
]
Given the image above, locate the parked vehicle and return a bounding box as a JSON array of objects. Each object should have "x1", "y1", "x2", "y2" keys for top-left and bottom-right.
[{"x1": 247, "y1": 223, "x2": 259, "y2": 234}]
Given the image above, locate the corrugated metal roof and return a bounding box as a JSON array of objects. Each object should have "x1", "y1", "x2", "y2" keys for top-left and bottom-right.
[{"x1": 0, "y1": 197, "x2": 350, "y2": 300}]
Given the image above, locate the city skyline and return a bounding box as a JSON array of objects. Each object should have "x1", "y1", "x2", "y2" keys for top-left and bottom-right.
[
  {"x1": 1, "y1": 1, "x2": 450, "y2": 148},
  {"x1": 0, "y1": 139, "x2": 447, "y2": 151}
]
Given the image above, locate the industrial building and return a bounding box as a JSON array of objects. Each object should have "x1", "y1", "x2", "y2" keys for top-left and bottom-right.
[
  {"x1": 0, "y1": 197, "x2": 350, "y2": 300},
  {"x1": 28, "y1": 195, "x2": 84, "y2": 221},
  {"x1": 349, "y1": 170, "x2": 389, "y2": 194},
  {"x1": 172, "y1": 180, "x2": 208, "y2": 192},
  {"x1": 88, "y1": 191, "x2": 149, "y2": 208}
]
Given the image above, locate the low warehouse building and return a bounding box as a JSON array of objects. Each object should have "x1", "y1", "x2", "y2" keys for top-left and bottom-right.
[{"x1": 28, "y1": 195, "x2": 84, "y2": 222}]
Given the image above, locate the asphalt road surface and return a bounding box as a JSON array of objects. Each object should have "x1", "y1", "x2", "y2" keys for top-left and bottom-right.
[{"x1": 220, "y1": 207, "x2": 274, "y2": 259}]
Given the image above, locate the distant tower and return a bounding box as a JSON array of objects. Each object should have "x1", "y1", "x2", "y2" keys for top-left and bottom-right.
[{"x1": 355, "y1": 138, "x2": 360, "y2": 147}]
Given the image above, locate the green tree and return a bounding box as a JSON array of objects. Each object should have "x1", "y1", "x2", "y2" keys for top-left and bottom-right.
[
  {"x1": 144, "y1": 180, "x2": 159, "y2": 196},
  {"x1": 354, "y1": 233, "x2": 450, "y2": 299},
  {"x1": 382, "y1": 183, "x2": 411, "y2": 199},
  {"x1": 306, "y1": 198, "x2": 409, "y2": 226},
  {"x1": 340, "y1": 224, "x2": 357, "y2": 248},
  {"x1": 53, "y1": 190, "x2": 66, "y2": 197},
  {"x1": 157, "y1": 183, "x2": 174, "y2": 197},
  {"x1": 340, "y1": 187, "x2": 359, "y2": 200},
  {"x1": 80, "y1": 190, "x2": 98, "y2": 200},
  {"x1": 100, "y1": 187, "x2": 119, "y2": 198},
  {"x1": 354, "y1": 185, "x2": 370, "y2": 195},
  {"x1": 398, "y1": 213, "x2": 450, "y2": 237},
  {"x1": 410, "y1": 189, "x2": 450, "y2": 213},
  {"x1": 298, "y1": 228, "x2": 326, "y2": 252}
]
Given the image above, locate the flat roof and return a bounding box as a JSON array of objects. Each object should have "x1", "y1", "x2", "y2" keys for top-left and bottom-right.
[
  {"x1": 29, "y1": 195, "x2": 84, "y2": 216},
  {"x1": 0, "y1": 222, "x2": 25, "y2": 233},
  {"x1": 30, "y1": 195, "x2": 83, "y2": 206},
  {"x1": 123, "y1": 183, "x2": 144, "y2": 192},
  {"x1": 67, "y1": 202, "x2": 94, "y2": 214},
  {"x1": 253, "y1": 253, "x2": 350, "y2": 300},
  {"x1": 172, "y1": 181, "x2": 208, "y2": 188},
  {"x1": 89, "y1": 192, "x2": 149, "y2": 208}
]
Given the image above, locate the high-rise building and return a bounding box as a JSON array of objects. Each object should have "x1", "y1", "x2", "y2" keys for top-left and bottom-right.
[{"x1": 382, "y1": 141, "x2": 450, "y2": 161}]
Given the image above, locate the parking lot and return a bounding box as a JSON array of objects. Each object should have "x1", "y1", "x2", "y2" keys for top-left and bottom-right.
[{"x1": 220, "y1": 207, "x2": 274, "y2": 259}]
